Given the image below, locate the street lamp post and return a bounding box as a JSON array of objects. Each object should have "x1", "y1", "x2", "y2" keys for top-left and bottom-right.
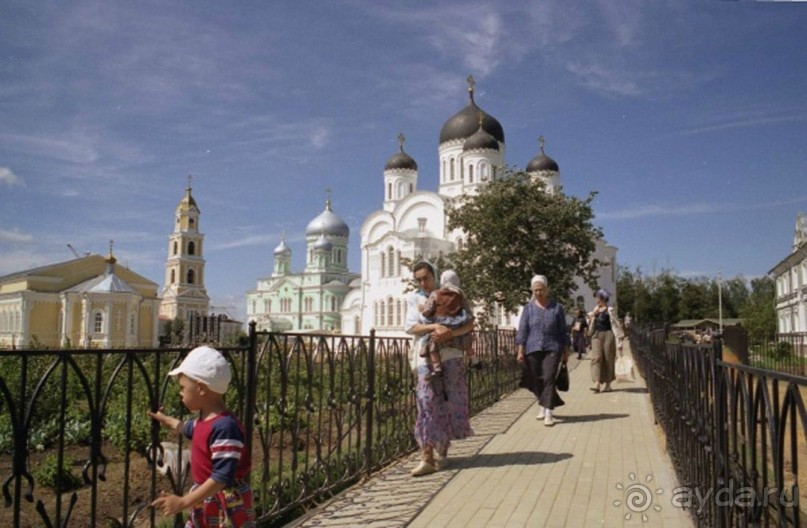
[{"x1": 717, "y1": 271, "x2": 723, "y2": 335}]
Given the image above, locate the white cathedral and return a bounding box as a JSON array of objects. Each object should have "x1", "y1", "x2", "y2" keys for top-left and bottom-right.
[{"x1": 247, "y1": 77, "x2": 617, "y2": 336}]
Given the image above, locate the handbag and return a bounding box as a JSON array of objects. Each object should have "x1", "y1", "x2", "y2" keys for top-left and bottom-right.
[
  {"x1": 615, "y1": 354, "x2": 635, "y2": 382},
  {"x1": 556, "y1": 362, "x2": 569, "y2": 392}
]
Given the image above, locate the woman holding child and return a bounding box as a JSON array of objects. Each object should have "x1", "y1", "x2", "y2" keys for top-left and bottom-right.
[{"x1": 405, "y1": 261, "x2": 474, "y2": 477}]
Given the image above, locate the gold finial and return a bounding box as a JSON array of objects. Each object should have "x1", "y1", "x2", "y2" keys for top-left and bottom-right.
[
  {"x1": 538, "y1": 135, "x2": 546, "y2": 154},
  {"x1": 467, "y1": 75, "x2": 475, "y2": 93},
  {"x1": 187, "y1": 174, "x2": 192, "y2": 190},
  {"x1": 477, "y1": 111, "x2": 485, "y2": 128},
  {"x1": 106, "y1": 239, "x2": 117, "y2": 263},
  {"x1": 325, "y1": 187, "x2": 332, "y2": 209},
  {"x1": 397, "y1": 132, "x2": 405, "y2": 151}
]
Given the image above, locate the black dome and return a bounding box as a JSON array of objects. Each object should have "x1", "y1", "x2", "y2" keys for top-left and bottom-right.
[
  {"x1": 440, "y1": 101, "x2": 504, "y2": 145},
  {"x1": 527, "y1": 153, "x2": 559, "y2": 173},
  {"x1": 384, "y1": 150, "x2": 418, "y2": 171},
  {"x1": 463, "y1": 126, "x2": 499, "y2": 152}
]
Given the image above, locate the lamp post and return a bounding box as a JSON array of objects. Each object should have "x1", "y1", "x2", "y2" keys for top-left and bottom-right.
[{"x1": 717, "y1": 271, "x2": 723, "y2": 335}]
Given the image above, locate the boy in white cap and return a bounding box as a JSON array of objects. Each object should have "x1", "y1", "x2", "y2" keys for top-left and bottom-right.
[
  {"x1": 149, "y1": 346, "x2": 255, "y2": 527},
  {"x1": 418, "y1": 269, "x2": 476, "y2": 379}
]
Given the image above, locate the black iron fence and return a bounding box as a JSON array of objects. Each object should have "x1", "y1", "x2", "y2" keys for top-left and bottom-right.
[
  {"x1": 631, "y1": 325, "x2": 806, "y2": 527},
  {"x1": 0, "y1": 325, "x2": 519, "y2": 527},
  {"x1": 747, "y1": 333, "x2": 807, "y2": 377}
]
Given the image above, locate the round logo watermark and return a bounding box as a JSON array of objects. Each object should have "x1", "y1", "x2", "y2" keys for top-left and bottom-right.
[{"x1": 613, "y1": 473, "x2": 663, "y2": 522}]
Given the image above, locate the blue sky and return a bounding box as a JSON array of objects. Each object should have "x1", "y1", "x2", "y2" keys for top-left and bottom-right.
[{"x1": 1, "y1": 0, "x2": 806, "y2": 320}]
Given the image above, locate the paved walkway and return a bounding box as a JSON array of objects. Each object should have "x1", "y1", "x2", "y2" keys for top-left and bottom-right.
[{"x1": 287, "y1": 344, "x2": 693, "y2": 528}]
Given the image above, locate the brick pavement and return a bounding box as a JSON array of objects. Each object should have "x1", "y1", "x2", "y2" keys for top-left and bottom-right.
[{"x1": 287, "y1": 344, "x2": 693, "y2": 528}]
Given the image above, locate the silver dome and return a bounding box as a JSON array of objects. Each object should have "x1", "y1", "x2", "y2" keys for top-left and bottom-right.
[
  {"x1": 273, "y1": 239, "x2": 291, "y2": 255},
  {"x1": 306, "y1": 200, "x2": 349, "y2": 237}
]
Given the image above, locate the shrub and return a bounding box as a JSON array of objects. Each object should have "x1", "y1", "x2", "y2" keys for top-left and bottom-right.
[{"x1": 33, "y1": 453, "x2": 82, "y2": 492}]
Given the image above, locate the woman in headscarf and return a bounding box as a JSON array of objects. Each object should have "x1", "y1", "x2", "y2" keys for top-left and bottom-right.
[
  {"x1": 515, "y1": 275, "x2": 570, "y2": 427},
  {"x1": 405, "y1": 261, "x2": 474, "y2": 476},
  {"x1": 587, "y1": 289, "x2": 625, "y2": 393}
]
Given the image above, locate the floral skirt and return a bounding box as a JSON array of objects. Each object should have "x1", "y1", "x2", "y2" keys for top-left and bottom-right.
[
  {"x1": 414, "y1": 356, "x2": 473, "y2": 454},
  {"x1": 187, "y1": 479, "x2": 255, "y2": 528}
]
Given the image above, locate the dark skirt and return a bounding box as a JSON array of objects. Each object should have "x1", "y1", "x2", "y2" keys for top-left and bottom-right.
[{"x1": 519, "y1": 350, "x2": 565, "y2": 409}]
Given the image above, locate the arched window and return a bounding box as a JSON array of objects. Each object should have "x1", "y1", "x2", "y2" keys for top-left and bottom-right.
[
  {"x1": 94, "y1": 312, "x2": 103, "y2": 334},
  {"x1": 380, "y1": 252, "x2": 386, "y2": 278},
  {"x1": 442, "y1": 160, "x2": 446, "y2": 182},
  {"x1": 387, "y1": 182, "x2": 392, "y2": 200},
  {"x1": 481, "y1": 163, "x2": 488, "y2": 180},
  {"x1": 396, "y1": 250, "x2": 402, "y2": 276},
  {"x1": 409, "y1": 183, "x2": 414, "y2": 193},
  {"x1": 388, "y1": 246, "x2": 395, "y2": 277},
  {"x1": 354, "y1": 316, "x2": 360, "y2": 335},
  {"x1": 173, "y1": 241, "x2": 178, "y2": 255},
  {"x1": 468, "y1": 165, "x2": 474, "y2": 183},
  {"x1": 188, "y1": 241, "x2": 195, "y2": 256},
  {"x1": 170, "y1": 269, "x2": 176, "y2": 283},
  {"x1": 380, "y1": 301, "x2": 386, "y2": 327},
  {"x1": 187, "y1": 269, "x2": 195, "y2": 284},
  {"x1": 387, "y1": 298, "x2": 394, "y2": 326},
  {"x1": 450, "y1": 158, "x2": 455, "y2": 180},
  {"x1": 396, "y1": 300, "x2": 402, "y2": 326}
]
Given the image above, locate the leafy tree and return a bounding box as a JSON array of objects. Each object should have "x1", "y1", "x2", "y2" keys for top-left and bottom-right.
[
  {"x1": 446, "y1": 169, "x2": 603, "y2": 321},
  {"x1": 739, "y1": 276, "x2": 776, "y2": 340}
]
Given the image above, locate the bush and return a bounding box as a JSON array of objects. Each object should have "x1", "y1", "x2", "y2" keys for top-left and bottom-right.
[
  {"x1": 33, "y1": 453, "x2": 82, "y2": 492},
  {"x1": 771, "y1": 341, "x2": 792, "y2": 360}
]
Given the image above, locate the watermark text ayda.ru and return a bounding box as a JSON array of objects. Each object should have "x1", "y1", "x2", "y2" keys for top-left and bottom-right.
[{"x1": 671, "y1": 483, "x2": 799, "y2": 514}]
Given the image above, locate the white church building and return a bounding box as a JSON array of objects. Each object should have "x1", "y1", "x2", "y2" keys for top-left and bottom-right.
[{"x1": 251, "y1": 77, "x2": 618, "y2": 336}]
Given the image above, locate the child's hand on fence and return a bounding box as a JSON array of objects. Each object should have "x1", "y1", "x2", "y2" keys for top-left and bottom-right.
[
  {"x1": 148, "y1": 408, "x2": 182, "y2": 433},
  {"x1": 152, "y1": 490, "x2": 186, "y2": 516}
]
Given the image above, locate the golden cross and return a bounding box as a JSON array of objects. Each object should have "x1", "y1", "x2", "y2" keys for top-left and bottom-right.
[
  {"x1": 397, "y1": 132, "x2": 405, "y2": 151},
  {"x1": 539, "y1": 135, "x2": 546, "y2": 153},
  {"x1": 187, "y1": 174, "x2": 192, "y2": 190}
]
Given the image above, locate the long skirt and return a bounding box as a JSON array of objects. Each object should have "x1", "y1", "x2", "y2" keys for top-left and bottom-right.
[
  {"x1": 519, "y1": 350, "x2": 564, "y2": 410},
  {"x1": 414, "y1": 355, "x2": 473, "y2": 455},
  {"x1": 590, "y1": 330, "x2": 617, "y2": 384}
]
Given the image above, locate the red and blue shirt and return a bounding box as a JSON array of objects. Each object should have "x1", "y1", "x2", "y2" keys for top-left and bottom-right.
[{"x1": 183, "y1": 412, "x2": 251, "y2": 486}]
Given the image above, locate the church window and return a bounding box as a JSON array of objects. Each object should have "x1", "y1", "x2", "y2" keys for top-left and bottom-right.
[
  {"x1": 441, "y1": 160, "x2": 446, "y2": 182},
  {"x1": 330, "y1": 297, "x2": 336, "y2": 311},
  {"x1": 304, "y1": 297, "x2": 313, "y2": 312},
  {"x1": 387, "y1": 246, "x2": 395, "y2": 277},
  {"x1": 187, "y1": 269, "x2": 195, "y2": 284},
  {"x1": 170, "y1": 269, "x2": 176, "y2": 284},
  {"x1": 188, "y1": 241, "x2": 195, "y2": 256},
  {"x1": 354, "y1": 316, "x2": 360, "y2": 335},
  {"x1": 380, "y1": 252, "x2": 386, "y2": 278},
  {"x1": 409, "y1": 183, "x2": 413, "y2": 193},
  {"x1": 94, "y1": 312, "x2": 103, "y2": 334},
  {"x1": 396, "y1": 300, "x2": 402, "y2": 326},
  {"x1": 189, "y1": 218, "x2": 195, "y2": 226},
  {"x1": 387, "y1": 182, "x2": 392, "y2": 200},
  {"x1": 481, "y1": 163, "x2": 488, "y2": 181},
  {"x1": 450, "y1": 158, "x2": 455, "y2": 180},
  {"x1": 264, "y1": 300, "x2": 271, "y2": 313},
  {"x1": 468, "y1": 165, "x2": 474, "y2": 183},
  {"x1": 380, "y1": 302, "x2": 385, "y2": 327},
  {"x1": 387, "y1": 298, "x2": 394, "y2": 326},
  {"x1": 173, "y1": 241, "x2": 178, "y2": 255},
  {"x1": 396, "y1": 250, "x2": 402, "y2": 276},
  {"x1": 251, "y1": 301, "x2": 256, "y2": 314}
]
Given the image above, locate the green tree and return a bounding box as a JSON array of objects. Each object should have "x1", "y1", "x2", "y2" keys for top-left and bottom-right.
[
  {"x1": 739, "y1": 276, "x2": 776, "y2": 340},
  {"x1": 446, "y1": 169, "x2": 603, "y2": 321}
]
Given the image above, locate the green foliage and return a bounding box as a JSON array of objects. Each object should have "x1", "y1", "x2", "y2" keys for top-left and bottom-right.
[
  {"x1": 739, "y1": 276, "x2": 776, "y2": 340},
  {"x1": 33, "y1": 453, "x2": 82, "y2": 492},
  {"x1": 446, "y1": 168, "x2": 603, "y2": 322},
  {"x1": 770, "y1": 341, "x2": 792, "y2": 360},
  {"x1": 104, "y1": 410, "x2": 152, "y2": 454}
]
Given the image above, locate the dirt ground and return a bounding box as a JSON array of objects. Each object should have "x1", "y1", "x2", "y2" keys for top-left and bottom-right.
[{"x1": 0, "y1": 443, "x2": 173, "y2": 528}]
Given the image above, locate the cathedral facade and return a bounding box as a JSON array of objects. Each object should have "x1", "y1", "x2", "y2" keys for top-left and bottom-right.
[{"x1": 254, "y1": 78, "x2": 617, "y2": 336}]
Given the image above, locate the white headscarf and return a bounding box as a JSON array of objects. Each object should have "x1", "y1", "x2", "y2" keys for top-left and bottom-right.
[
  {"x1": 531, "y1": 274, "x2": 548, "y2": 288},
  {"x1": 440, "y1": 269, "x2": 461, "y2": 289}
]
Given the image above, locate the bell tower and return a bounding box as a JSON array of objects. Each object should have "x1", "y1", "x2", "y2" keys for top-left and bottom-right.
[{"x1": 160, "y1": 176, "x2": 210, "y2": 321}]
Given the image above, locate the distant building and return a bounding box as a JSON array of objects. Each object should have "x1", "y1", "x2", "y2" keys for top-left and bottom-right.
[
  {"x1": 246, "y1": 200, "x2": 360, "y2": 333},
  {"x1": 159, "y1": 181, "x2": 210, "y2": 321},
  {"x1": 770, "y1": 212, "x2": 807, "y2": 333},
  {"x1": 0, "y1": 247, "x2": 161, "y2": 348}
]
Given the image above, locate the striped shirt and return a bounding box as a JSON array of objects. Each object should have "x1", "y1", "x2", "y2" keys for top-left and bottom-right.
[{"x1": 184, "y1": 412, "x2": 250, "y2": 486}]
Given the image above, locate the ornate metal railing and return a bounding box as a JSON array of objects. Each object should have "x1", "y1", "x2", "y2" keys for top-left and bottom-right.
[
  {"x1": 0, "y1": 325, "x2": 519, "y2": 527},
  {"x1": 631, "y1": 326, "x2": 806, "y2": 527}
]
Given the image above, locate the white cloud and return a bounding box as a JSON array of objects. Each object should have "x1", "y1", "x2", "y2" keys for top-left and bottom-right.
[
  {"x1": 0, "y1": 167, "x2": 22, "y2": 186},
  {"x1": 0, "y1": 228, "x2": 35, "y2": 243},
  {"x1": 600, "y1": 195, "x2": 807, "y2": 220}
]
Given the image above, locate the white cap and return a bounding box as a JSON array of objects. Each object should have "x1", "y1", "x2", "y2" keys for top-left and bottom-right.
[{"x1": 168, "y1": 346, "x2": 231, "y2": 394}]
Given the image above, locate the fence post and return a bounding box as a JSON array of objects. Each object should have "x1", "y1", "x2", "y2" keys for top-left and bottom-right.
[
  {"x1": 710, "y1": 333, "x2": 729, "y2": 528},
  {"x1": 244, "y1": 321, "x2": 257, "y2": 457},
  {"x1": 365, "y1": 329, "x2": 376, "y2": 476}
]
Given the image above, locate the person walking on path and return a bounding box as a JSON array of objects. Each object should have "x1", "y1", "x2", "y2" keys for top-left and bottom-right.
[
  {"x1": 515, "y1": 275, "x2": 570, "y2": 427},
  {"x1": 587, "y1": 289, "x2": 626, "y2": 393},
  {"x1": 406, "y1": 261, "x2": 475, "y2": 476},
  {"x1": 571, "y1": 307, "x2": 588, "y2": 360}
]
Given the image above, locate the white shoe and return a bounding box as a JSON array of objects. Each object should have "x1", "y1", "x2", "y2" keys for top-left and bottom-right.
[
  {"x1": 544, "y1": 410, "x2": 555, "y2": 427},
  {"x1": 536, "y1": 405, "x2": 545, "y2": 419}
]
